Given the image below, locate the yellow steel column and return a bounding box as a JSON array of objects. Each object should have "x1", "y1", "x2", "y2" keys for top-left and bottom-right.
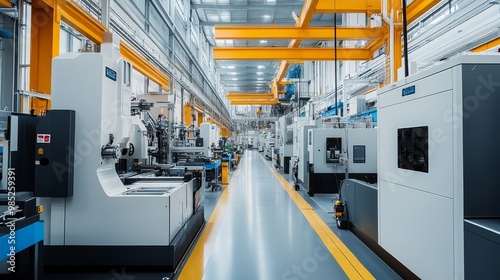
[
  {"x1": 394, "y1": 0, "x2": 403, "y2": 82},
  {"x1": 184, "y1": 103, "x2": 192, "y2": 126},
  {"x1": 30, "y1": 1, "x2": 60, "y2": 115},
  {"x1": 184, "y1": 103, "x2": 193, "y2": 138},
  {"x1": 393, "y1": 26, "x2": 402, "y2": 82},
  {"x1": 197, "y1": 112, "x2": 203, "y2": 127},
  {"x1": 221, "y1": 161, "x2": 229, "y2": 185}
]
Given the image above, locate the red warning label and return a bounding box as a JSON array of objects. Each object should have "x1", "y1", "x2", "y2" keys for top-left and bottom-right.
[{"x1": 37, "y1": 134, "x2": 51, "y2": 144}]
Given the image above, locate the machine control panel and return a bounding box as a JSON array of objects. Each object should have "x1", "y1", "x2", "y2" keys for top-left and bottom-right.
[
  {"x1": 398, "y1": 126, "x2": 428, "y2": 173},
  {"x1": 353, "y1": 145, "x2": 366, "y2": 163},
  {"x1": 326, "y1": 137, "x2": 342, "y2": 163}
]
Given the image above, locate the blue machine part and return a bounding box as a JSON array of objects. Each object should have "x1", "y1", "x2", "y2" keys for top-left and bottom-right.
[
  {"x1": 0, "y1": 221, "x2": 44, "y2": 261},
  {"x1": 321, "y1": 102, "x2": 344, "y2": 118},
  {"x1": 0, "y1": 28, "x2": 13, "y2": 39},
  {"x1": 348, "y1": 108, "x2": 378, "y2": 122},
  {"x1": 205, "y1": 159, "x2": 221, "y2": 169},
  {"x1": 283, "y1": 65, "x2": 302, "y2": 100}
]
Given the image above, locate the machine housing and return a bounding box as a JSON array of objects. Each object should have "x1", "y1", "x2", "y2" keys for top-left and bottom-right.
[
  {"x1": 378, "y1": 54, "x2": 500, "y2": 279},
  {"x1": 306, "y1": 127, "x2": 377, "y2": 195}
]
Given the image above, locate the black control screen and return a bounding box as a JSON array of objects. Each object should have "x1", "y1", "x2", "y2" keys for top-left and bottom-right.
[
  {"x1": 353, "y1": 145, "x2": 366, "y2": 163},
  {"x1": 398, "y1": 126, "x2": 428, "y2": 173}
]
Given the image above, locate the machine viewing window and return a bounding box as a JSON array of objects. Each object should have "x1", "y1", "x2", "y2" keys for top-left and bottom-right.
[
  {"x1": 326, "y1": 137, "x2": 342, "y2": 163},
  {"x1": 353, "y1": 145, "x2": 366, "y2": 163},
  {"x1": 398, "y1": 126, "x2": 429, "y2": 173}
]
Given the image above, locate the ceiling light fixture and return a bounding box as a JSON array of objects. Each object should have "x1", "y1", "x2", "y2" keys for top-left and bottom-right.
[{"x1": 258, "y1": 65, "x2": 266, "y2": 69}]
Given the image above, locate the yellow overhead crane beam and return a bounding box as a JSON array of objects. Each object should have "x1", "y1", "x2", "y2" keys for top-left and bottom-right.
[
  {"x1": 230, "y1": 99, "x2": 278, "y2": 106},
  {"x1": 406, "y1": 0, "x2": 442, "y2": 24},
  {"x1": 227, "y1": 93, "x2": 275, "y2": 100},
  {"x1": 315, "y1": 0, "x2": 381, "y2": 14},
  {"x1": 0, "y1": 0, "x2": 11, "y2": 7},
  {"x1": 472, "y1": 37, "x2": 500, "y2": 53},
  {"x1": 268, "y1": 0, "x2": 320, "y2": 103},
  {"x1": 119, "y1": 42, "x2": 171, "y2": 90},
  {"x1": 214, "y1": 47, "x2": 371, "y2": 61},
  {"x1": 30, "y1": 0, "x2": 170, "y2": 114},
  {"x1": 215, "y1": 26, "x2": 385, "y2": 41}
]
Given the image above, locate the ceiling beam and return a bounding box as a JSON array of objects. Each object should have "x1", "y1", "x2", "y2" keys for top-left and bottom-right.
[
  {"x1": 298, "y1": 0, "x2": 321, "y2": 27},
  {"x1": 0, "y1": 0, "x2": 11, "y2": 7},
  {"x1": 315, "y1": 0, "x2": 381, "y2": 14},
  {"x1": 406, "y1": 0, "x2": 442, "y2": 24},
  {"x1": 227, "y1": 94, "x2": 274, "y2": 99},
  {"x1": 215, "y1": 26, "x2": 386, "y2": 40},
  {"x1": 275, "y1": 0, "x2": 320, "y2": 88},
  {"x1": 192, "y1": 3, "x2": 303, "y2": 10},
  {"x1": 230, "y1": 99, "x2": 279, "y2": 105},
  {"x1": 472, "y1": 37, "x2": 500, "y2": 53},
  {"x1": 214, "y1": 47, "x2": 371, "y2": 61},
  {"x1": 200, "y1": 20, "x2": 296, "y2": 27}
]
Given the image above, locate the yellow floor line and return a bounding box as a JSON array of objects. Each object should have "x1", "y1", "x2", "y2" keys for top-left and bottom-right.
[
  {"x1": 261, "y1": 154, "x2": 375, "y2": 280},
  {"x1": 177, "y1": 164, "x2": 241, "y2": 280}
]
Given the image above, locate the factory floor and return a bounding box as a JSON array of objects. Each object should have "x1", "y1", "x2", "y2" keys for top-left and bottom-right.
[
  {"x1": 174, "y1": 150, "x2": 401, "y2": 280},
  {"x1": 43, "y1": 150, "x2": 400, "y2": 280}
]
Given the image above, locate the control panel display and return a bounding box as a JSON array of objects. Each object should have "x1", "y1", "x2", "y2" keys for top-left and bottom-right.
[
  {"x1": 398, "y1": 126, "x2": 428, "y2": 173},
  {"x1": 353, "y1": 145, "x2": 366, "y2": 163}
]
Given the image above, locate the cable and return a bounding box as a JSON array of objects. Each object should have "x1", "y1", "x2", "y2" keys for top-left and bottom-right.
[
  {"x1": 334, "y1": 0, "x2": 338, "y2": 116},
  {"x1": 402, "y1": 0, "x2": 409, "y2": 77}
]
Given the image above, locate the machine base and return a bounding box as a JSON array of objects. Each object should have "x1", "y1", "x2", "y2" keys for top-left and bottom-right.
[
  {"x1": 43, "y1": 207, "x2": 205, "y2": 270},
  {"x1": 283, "y1": 156, "x2": 291, "y2": 174},
  {"x1": 307, "y1": 173, "x2": 377, "y2": 196}
]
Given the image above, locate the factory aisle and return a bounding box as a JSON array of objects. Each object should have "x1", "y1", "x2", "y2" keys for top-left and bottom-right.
[{"x1": 177, "y1": 150, "x2": 400, "y2": 280}]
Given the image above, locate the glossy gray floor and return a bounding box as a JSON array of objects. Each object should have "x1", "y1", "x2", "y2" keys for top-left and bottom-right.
[
  {"x1": 176, "y1": 150, "x2": 401, "y2": 280},
  {"x1": 43, "y1": 149, "x2": 400, "y2": 280}
]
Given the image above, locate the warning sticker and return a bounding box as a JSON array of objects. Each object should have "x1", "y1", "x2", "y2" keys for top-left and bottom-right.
[
  {"x1": 38, "y1": 148, "x2": 44, "y2": 155},
  {"x1": 37, "y1": 134, "x2": 51, "y2": 144}
]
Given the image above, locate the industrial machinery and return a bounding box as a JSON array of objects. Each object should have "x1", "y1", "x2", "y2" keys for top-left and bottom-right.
[
  {"x1": 378, "y1": 54, "x2": 500, "y2": 279},
  {"x1": 0, "y1": 110, "x2": 67, "y2": 279},
  {"x1": 306, "y1": 121, "x2": 377, "y2": 196},
  {"x1": 292, "y1": 117, "x2": 315, "y2": 189},
  {"x1": 257, "y1": 133, "x2": 266, "y2": 152},
  {"x1": 171, "y1": 122, "x2": 218, "y2": 163},
  {"x1": 276, "y1": 115, "x2": 293, "y2": 173},
  {"x1": 39, "y1": 35, "x2": 204, "y2": 269},
  {"x1": 264, "y1": 135, "x2": 275, "y2": 160}
]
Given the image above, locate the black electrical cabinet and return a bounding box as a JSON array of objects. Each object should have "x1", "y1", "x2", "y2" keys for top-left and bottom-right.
[
  {"x1": 6, "y1": 113, "x2": 38, "y2": 192},
  {"x1": 34, "y1": 110, "x2": 76, "y2": 197}
]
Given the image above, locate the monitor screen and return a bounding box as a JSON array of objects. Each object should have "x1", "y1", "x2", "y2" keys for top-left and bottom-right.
[
  {"x1": 398, "y1": 126, "x2": 429, "y2": 173},
  {"x1": 353, "y1": 145, "x2": 366, "y2": 163}
]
